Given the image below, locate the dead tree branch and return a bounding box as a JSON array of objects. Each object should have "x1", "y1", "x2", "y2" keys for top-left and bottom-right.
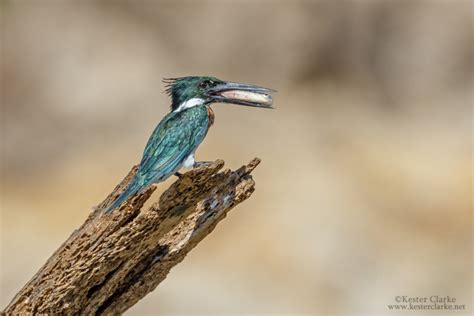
[{"x1": 4, "y1": 158, "x2": 261, "y2": 315}]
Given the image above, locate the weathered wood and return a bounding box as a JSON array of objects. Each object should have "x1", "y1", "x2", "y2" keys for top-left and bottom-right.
[{"x1": 4, "y1": 158, "x2": 260, "y2": 315}]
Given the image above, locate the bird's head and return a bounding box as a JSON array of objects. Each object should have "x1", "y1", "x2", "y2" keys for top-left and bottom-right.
[{"x1": 164, "y1": 76, "x2": 275, "y2": 112}]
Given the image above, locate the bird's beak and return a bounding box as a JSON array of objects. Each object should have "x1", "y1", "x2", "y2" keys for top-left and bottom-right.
[{"x1": 206, "y1": 81, "x2": 275, "y2": 109}]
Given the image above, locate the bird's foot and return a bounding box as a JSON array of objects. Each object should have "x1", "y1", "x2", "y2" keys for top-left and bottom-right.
[
  {"x1": 193, "y1": 161, "x2": 213, "y2": 168},
  {"x1": 174, "y1": 171, "x2": 183, "y2": 178}
]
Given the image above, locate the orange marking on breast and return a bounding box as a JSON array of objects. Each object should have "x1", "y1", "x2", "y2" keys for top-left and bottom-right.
[{"x1": 207, "y1": 106, "x2": 215, "y2": 128}]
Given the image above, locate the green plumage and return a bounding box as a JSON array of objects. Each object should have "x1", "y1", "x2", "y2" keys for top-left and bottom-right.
[
  {"x1": 106, "y1": 75, "x2": 274, "y2": 212},
  {"x1": 138, "y1": 106, "x2": 209, "y2": 184},
  {"x1": 106, "y1": 106, "x2": 209, "y2": 211}
]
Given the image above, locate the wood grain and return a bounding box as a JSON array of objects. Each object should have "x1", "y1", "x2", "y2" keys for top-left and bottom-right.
[{"x1": 4, "y1": 158, "x2": 260, "y2": 315}]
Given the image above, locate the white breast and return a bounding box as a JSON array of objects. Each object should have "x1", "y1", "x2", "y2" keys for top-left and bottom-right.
[{"x1": 182, "y1": 153, "x2": 195, "y2": 169}]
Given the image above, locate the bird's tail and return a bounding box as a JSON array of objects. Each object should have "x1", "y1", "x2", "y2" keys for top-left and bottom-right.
[{"x1": 105, "y1": 178, "x2": 142, "y2": 213}]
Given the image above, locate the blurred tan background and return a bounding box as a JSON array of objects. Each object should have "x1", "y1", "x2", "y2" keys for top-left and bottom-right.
[{"x1": 1, "y1": 0, "x2": 472, "y2": 315}]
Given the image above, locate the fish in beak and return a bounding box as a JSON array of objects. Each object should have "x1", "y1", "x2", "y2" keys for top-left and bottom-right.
[{"x1": 206, "y1": 81, "x2": 275, "y2": 108}]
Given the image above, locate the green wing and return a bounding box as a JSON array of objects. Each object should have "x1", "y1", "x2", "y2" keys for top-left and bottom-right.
[
  {"x1": 136, "y1": 107, "x2": 209, "y2": 187},
  {"x1": 105, "y1": 106, "x2": 210, "y2": 212}
]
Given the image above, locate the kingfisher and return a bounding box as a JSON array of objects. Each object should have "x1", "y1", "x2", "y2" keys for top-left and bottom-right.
[{"x1": 106, "y1": 76, "x2": 274, "y2": 212}]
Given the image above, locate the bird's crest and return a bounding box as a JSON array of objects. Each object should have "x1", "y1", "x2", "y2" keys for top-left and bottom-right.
[{"x1": 162, "y1": 78, "x2": 179, "y2": 96}]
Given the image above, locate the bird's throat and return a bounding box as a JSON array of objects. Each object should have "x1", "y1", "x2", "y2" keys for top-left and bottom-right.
[{"x1": 173, "y1": 98, "x2": 205, "y2": 112}]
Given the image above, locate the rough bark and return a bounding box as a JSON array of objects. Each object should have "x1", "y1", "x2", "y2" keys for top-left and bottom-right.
[{"x1": 3, "y1": 158, "x2": 260, "y2": 315}]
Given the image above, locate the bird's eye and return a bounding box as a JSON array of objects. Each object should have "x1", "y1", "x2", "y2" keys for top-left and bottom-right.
[{"x1": 199, "y1": 81, "x2": 210, "y2": 89}]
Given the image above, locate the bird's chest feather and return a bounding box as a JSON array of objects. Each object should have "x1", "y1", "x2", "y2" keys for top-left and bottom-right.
[
  {"x1": 179, "y1": 105, "x2": 213, "y2": 132},
  {"x1": 206, "y1": 106, "x2": 214, "y2": 128},
  {"x1": 178, "y1": 105, "x2": 212, "y2": 130}
]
